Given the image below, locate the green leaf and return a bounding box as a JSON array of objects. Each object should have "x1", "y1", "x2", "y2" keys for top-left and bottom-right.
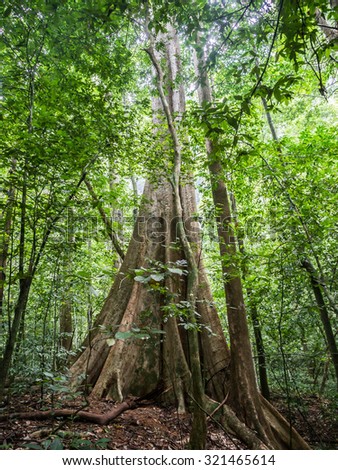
[
  {"x1": 43, "y1": 372, "x2": 54, "y2": 379},
  {"x1": 181, "y1": 322, "x2": 197, "y2": 330},
  {"x1": 24, "y1": 443, "x2": 42, "y2": 450},
  {"x1": 176, "y1": 259, "x2": 188, "y2": 266},
  {"x1": 4, "y1": 7, "x2": 12, "y2": 17},
  {"x1": 149, "y1": 328, "x2": 166, "y2": 335},
  {"x1": 241, "y1": 101, "x2": 251, "y2": 115},
  {"x1": 226, "y1": 116, "x2": 238, "y2": 130},
  {"x1": 168, "y1": 267, "x2": 183, "y2": 275},
  {"x1": 134, "y1": 275, "x2": 150, "y2": 283},
  {"x1": 76, "y1": 270, "x2": 91, "y2": 280},
  {"x1": 273, "y1": 87, "x2": 282, "y2": 102},
  {"x1": 96, "y1": 438, "x2": 111, "y2": 448},
  {"x1": 50, "y1": 437, "x2": 64, "y2": 450},
  {"x1": 150, "y1": 273, "x2": 164, "y2": 282},
  {"x1": 42, "y1": 440, "x2": 52, "y2": 449},
  {"x1": 115, "y1": 331, "x2": 134, "y2": 340},
  {"x1": 134, "y1": 333, "x2": 151, "y2": 340}
]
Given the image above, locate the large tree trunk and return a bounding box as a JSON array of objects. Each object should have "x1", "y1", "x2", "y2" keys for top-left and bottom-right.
[
  {"x1": 70, "y1": 179, "x2": 228, "y2": 402},
  {"x1": 70, "y1": 170, "x2": 308, "y2": 449},
  {"x1": 70, "y1": 26, "x2": 229, "y2": 449},
  {"x1": 70, "y1": 24, "x2": 309, "y2": 450}
]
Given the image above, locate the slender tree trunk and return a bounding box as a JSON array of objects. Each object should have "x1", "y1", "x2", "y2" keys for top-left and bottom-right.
[
  {"x1": 131, "y1": 176, "x2": 138, "y2": 206},
  {"x1": 193, "y1": 39, "x2": 275, "y2": 447},
  {"x1": 250, "y1": 299, "x2": 270, "y2": 400},
  {"x1": 108, "y1": 165, "x2": 124, "y2": 269},
  {"x1": 0, "y1": 162, "x2": 32, "y2": 402},
  {"x1": 0, "y1": 165, "x2": 15, "y2": 320},
  {"x1": 231, "y1": 194, "x2": 270, "y2": 400},
  {"x1": 59, "y1": 299, "x2": 73, "y2": 352},
  {"x1": 301, "y1": 259, "x2": 338, "y2": 390},
  {"x1": 0, "y1": 277, "x2": 32, "y2": 401}
]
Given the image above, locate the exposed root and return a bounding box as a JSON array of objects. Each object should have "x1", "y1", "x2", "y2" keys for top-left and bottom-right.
[
  {"x1": 205, "y1": 397, "x2": 269, "y2": 450},
  {"x1": 0, "y1": 399, "x2": 138, "y2": 426},
  {"x1": 260, "y1": 396, "x2": 311, "y2": 450},
  {"x1": 205, "y1": 396, "x2": 311, "y2": 450}
]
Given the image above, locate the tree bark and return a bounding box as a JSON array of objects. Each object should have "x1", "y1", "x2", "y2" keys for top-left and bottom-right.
[
  {"x1": 146, "y1": 24, "x2": 207, "y2": 449},
  {"x1": 193, "y1": 38, "x2": 275, "y2": 447},
  {"x1": 250, "y1": 299, "x2": 270, "y2": 400},
  {"x1": 70, "y1": 178, "x2": 228, "y2": 401},
  {"x1": 59, "y1": 299, "x2": 73, "y2": 352}
]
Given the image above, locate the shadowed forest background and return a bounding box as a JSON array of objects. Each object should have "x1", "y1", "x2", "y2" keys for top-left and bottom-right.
[{"x1": 0, "y1": 0, "x2": 337, "y2": 450}]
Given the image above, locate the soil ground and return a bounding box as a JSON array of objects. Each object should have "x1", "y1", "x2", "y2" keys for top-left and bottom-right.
[{"x1": 0, "y1": 393, "x2": 337, "y2": 450}]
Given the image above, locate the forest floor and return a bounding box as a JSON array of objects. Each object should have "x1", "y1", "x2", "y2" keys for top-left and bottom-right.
[{"x1": 0, "y1": 393, "x2": 337, "y2": 450}]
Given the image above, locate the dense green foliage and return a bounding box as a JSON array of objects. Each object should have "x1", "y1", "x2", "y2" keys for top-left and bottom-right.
[{"x1": 1, "y1": 0, "x2": 337, "y2": 407}]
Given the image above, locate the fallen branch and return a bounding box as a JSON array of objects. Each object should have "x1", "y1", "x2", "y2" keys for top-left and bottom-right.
[
  {"x1": 0, "y1": 398, "x2": 138, "y2": 426},
  {"x1": 0, "y1": 386, "x2": 165, "y2": 426}
]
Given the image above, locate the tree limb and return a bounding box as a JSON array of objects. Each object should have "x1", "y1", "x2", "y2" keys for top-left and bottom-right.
[{"x1": 84, "y1": 178, "x2": 125, "y2": 260}]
